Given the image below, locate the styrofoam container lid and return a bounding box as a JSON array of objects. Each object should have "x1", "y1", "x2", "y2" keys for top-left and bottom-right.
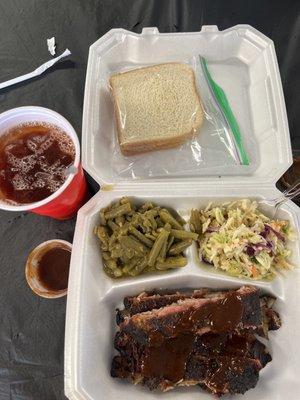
[{"x1": 82, "y1": 25, "x2": 292, "y2": 186}]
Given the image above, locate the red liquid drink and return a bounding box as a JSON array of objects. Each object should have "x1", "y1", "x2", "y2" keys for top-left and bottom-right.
[
  {"x1": 0, "y1": 107, "x2": 88, "y2": 219},
  {"x1": 0, "y1": 122, "x2": 76, "y2": 204}
]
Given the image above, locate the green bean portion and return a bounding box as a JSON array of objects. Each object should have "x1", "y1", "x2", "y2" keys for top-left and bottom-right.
[{"x1": 94, "y1": 197, "x2": 196, "y2": 278}]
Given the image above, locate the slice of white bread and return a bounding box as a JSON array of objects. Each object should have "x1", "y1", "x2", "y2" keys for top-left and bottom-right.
[{"x1": 109, "y1": 63, "x2": 204, "y2": 156}]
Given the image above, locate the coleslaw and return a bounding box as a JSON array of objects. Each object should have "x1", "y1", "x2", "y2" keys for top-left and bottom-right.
[{"x1": 190, "y1": 199, "x2": 295, "y2": 280}]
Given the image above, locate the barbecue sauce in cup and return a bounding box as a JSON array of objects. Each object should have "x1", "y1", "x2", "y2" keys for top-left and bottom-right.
[
  {"x1": 25, "y1": 240, "x2": 72, "y2": 298},
  {"x1": 37, "y1": 247, "x2": 71, "y2": 291}
]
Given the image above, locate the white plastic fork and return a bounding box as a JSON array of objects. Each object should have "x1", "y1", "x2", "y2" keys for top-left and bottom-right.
[{"x1": 258, "y1": 180, "x2": 300, "y2": 218}]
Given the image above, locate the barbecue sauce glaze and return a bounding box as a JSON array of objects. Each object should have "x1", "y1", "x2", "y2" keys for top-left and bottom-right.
[
  {"x1": 143, "y1": 334, "x2": 195, "y2": 382},
  {"x1": 142, "y1": 292, "x2": 245, "y2": 388}
]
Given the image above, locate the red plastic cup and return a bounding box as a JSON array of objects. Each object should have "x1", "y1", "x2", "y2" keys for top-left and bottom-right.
[{"x1": 0, "y1": 106, "x2": 88, "y2": 219}]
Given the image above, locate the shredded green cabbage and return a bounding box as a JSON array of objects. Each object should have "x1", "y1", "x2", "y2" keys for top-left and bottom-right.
[{"x1": 190, "y1": 199, "x2": 295, "y2": 280}]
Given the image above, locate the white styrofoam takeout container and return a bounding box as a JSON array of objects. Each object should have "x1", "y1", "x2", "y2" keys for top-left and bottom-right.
[
  {"x1": 81, "y1": 25, "x2": 291, "y2": 185},
  {"x1": 65, "y1": 26, "x2": 300, "y2": 400}
]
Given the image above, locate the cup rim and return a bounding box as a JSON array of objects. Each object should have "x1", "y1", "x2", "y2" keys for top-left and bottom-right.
[
  {"x1": 0, "y1": 106, "x2": 80, "y2": 212},
  {"x1": 25, "y1": 239, "x2": 72, "y2": 299}
]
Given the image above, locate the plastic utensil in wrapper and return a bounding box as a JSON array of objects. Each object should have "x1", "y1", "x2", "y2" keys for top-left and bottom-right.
[
  {"x1": 0, "y1": 107, "x2": 88, "y2": 219},
  {"x1": 196, "y1": 56, "x2": 249, "y2": 165},
  {"x1": 0, "y1": 49, "x2": 70, "y2": 90},
  {"x1": 108, "y1": 58, "x2": 251, "y2": 180}
]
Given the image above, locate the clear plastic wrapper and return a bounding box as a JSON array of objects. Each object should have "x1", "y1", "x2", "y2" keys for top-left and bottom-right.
[{"x1": 108, "y1": 57, "x2": 256, "y2": 180}]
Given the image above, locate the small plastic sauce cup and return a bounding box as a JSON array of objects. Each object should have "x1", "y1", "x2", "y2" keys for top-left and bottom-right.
[
  {"x1": 25, "y1": 239, "x2": 72, "y2": 299},
  {"x1": 0, "y1": 106, "x2": 88, "y2": 219}
]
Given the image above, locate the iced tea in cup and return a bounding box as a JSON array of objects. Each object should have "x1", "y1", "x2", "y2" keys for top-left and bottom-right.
[{"x1": 0, "y1": 106, "x2": 87, "y2": 219}]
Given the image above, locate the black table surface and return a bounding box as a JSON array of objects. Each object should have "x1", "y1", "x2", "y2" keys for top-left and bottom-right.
[{"x1": 0, "y1": 1, "x2": 299, "y2": 399}]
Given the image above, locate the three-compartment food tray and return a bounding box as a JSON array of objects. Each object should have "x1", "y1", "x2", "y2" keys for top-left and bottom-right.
[{"x1": 64, "y1": 25, "x2": 300, "y2": 400}]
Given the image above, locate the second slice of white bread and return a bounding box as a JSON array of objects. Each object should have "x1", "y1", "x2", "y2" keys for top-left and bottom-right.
[{"x1": 109, "y1": 63, "x2": 204, "y2": 156}]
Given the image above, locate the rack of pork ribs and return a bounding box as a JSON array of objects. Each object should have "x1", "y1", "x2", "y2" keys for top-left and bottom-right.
[{"x1": 111, "y1": 286, "x2": 281, "y2": 397}]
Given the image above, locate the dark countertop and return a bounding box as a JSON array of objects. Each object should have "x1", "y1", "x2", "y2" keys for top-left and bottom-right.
[{"x1": 0, "y1": 1, "x2": 299, "y2": 399}]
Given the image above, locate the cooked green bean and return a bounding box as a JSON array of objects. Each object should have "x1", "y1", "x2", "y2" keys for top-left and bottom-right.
[
  {"x1": 190, "y1": 209, "x2": 202, "y2": 233},
  {"x1": 95, "y1": 226, "x2": 107, "y2": 239},
  {"x1": 144, "y1": 264, "x2": 156, "y2": 273},
  {"x1": 108, "y1": 234, "x2": 118, "y2": 249},
  {"x1": 129, "y1": 226, "x2": 154, "y2": 247},
  {"x1": 169, "y1": 240, "x2": 193, "y2": 255},
  {"x1": 170, "y1": 229, "x2": 198, "y2": 240},
  {"x1": 122, "y1": 257, "x2": 140, "y2": 274},
  {"x1": 102, "y1": 252, "x2": 111, "y2": 261},
  {"x1": 148, "y1": 229, "x2": 169, "y2": 266},
  {"x1": 100, "y1": 244, "x2": 109, "y2": 252},
  {"x1": 119, "y1": 251, "x2": 133, "y2": 264},
  {"x1": 104, "y1": 202, "x2": 132, "y2": 220},
  {"x1": 159, "y1": 209, "x2": 183, "y2": 230},
  {"x1": 103, "y1": 265, "x2": 116, "y2": 278},
  {"x1": 119, "y1": 235, "x2": 147, "y2": 254},
  {"x1": 99, "y1": 210, "x2": 106, "y2": 226},
  {"x1": 145, "y1": 233, "x2": 157, "y2": 241},
  {"x1": 115, "y1": 215, "x2": 126, "y2": 226},
  {"x1": 139, "y1": 202, "x2": 154, "y2": 212},
  {"x1": 142, "y1": 217, "x2": 153, "y2": 232},
  {"x1": 159, "y1": 236, "x2": 168, "y2": 260},
  {"x1": 156, "y1": 218, "x2": 164, "y2": 228},
  {"x1": 118, "y1": 225, "x2": 130, "y2": 236},
  {"x1": 167, "y1": 235, "x2": 175, "y2": 251},
  {"x1": 110, "y1": 245, "x2": 126, "y2": 260},
  {"x1": 145, "y1": 209, "x2": 159, "y2": 218},
  {"x1": 106, "y1": 258, "x2": 118, "y2": 270},
  {"x1": 156, "y1": 256, "x2": 188, "y2": 270},
  {"x1": 120, "y1": 197, "x2": 134, "y2": 207},
  {"x1": 132, "y1": 258, "x2": 149, "y2": 275},
  {"x1": 113, "y1": 268, "x2": 123, "y2": 278},
  {"x1": 94, "y1": 198, "x2": 196, "y2": 278},
  {"x1": 130, "y1": 214, "x2": 140, "y2": 227},
  {"x1": 149, "y1": 215, "x2": 157, "y2": 230},
  {"x1": 107, "y1": 219, "x2": 119, "y2": 231},
  {"x1": 96, "y1": 226, "x2": 109, "y2": 251},
  {"x1": 176, "y1": 214, "x2": 186, "y2": 226}
]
